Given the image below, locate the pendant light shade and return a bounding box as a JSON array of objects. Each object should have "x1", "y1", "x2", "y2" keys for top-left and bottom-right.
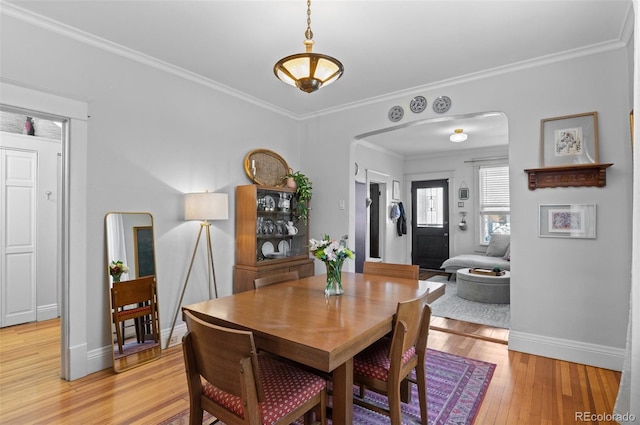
[
  {"x1": 450, "y1": 128, "x2": 468, "y2": 143},
  {"x1": 274, "y1": 0, "x2": 343, "y2": 93}
]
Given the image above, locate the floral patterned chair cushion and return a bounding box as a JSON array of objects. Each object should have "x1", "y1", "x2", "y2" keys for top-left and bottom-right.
[
  {"x1": 202, "y1": 354, "x2": 326, "y2": 424},
  {"x1": 353, "y1": 337, "x2": 417, "y2": 381}
]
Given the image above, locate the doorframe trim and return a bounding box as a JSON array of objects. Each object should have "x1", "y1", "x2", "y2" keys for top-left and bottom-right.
[
  {"x1": 1, "y1": 81, "x2": 89, "y2": 380},
  {"x1": 366, "y1": 169, "x2": 389, "y2": 262}
]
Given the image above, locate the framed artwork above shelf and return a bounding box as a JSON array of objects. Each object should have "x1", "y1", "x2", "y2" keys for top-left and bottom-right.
[{"x1": 524, "y1": 163, "x2": 613, "y2": 190}]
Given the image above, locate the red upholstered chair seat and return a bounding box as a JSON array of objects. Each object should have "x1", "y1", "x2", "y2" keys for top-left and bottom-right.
[
  {"x1": 202, "y1": 354, "x2": 326, "y2": 424},
  {"x1": 117, "y1": 305, "x2": 151, "y2": 320},
  {"x1": 353, "y1": 337, "x2": 416, "y2": 381}
]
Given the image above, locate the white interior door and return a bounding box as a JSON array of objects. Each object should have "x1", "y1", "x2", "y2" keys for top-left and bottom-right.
[{"x1": 1, "y1": 148, "x2": 37, "y2": 326}]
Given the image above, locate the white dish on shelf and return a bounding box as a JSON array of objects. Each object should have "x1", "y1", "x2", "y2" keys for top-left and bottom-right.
[
  {"x1": 261, "y1": 241, "x2": 274, "y2": 256},
  {"x1": 263, "y1": 195, "x2": 276, "y2": 211},
  {"x1": 278, "y1": 240, "x2": 289, "y2": 254}
]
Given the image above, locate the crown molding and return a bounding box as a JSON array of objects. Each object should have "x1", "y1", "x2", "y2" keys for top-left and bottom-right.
[
  {"x1": 355, "y1": 139, "x2": 404, "y2": 160},
  {"x1": 0, "y1": 1, "x2": 300, "y2": 120},
  {"x1": 303, "y1": 37, "x2": 627, "y2": 121}
]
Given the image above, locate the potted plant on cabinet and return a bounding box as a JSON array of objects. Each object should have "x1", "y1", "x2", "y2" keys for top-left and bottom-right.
[{"x1": 282, "y1": 170, "x2": 312, "y2": 224}]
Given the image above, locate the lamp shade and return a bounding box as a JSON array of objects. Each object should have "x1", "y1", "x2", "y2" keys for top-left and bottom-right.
[
  {"x1": 184, "y1": 192, "x2": 229, "y2": 221},
  {"x1": 274, "y1": 52, "x2": 344, "y2": 93}
]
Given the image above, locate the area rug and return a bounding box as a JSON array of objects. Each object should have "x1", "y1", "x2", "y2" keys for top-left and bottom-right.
[
  {"x1": 427, "y1": 276, "x2": 510, "y2": 329},
  {"x1": 160, "y1": 348, "x2": 495, "y2": 425}
]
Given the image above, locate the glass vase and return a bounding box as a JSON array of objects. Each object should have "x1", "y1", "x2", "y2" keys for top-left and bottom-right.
[
  {"x1": 112, "y1": 275, "x2": 121, "y2": 283},
  {"x1": 324, "y1": 259, "x2": 344, "y2": 296}
]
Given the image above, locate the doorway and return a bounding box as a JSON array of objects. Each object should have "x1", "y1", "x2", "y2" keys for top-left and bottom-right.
[
  {"x1": 354, "y1": 182, "x2": 366, "y2": 273},
  {"x1": 369, "y1": 183, "x2": 380, "y2": 259},
  {"x1": 1, "y1": 113, "x2": 62, "y2": 327},
  {"x1": 1, "y1": 82, "x2": 88, "y2": 381},
  {"x1": 364, "y1": 170, "x2": 388, "y2": 263},
  {"x1": 411, "y1": 179, "x2": 449, "y2": 270}
]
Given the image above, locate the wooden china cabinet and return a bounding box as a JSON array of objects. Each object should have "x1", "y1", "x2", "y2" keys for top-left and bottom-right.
[{"x1": 233, "y1": 184, "x2": 314, "y2": 293}]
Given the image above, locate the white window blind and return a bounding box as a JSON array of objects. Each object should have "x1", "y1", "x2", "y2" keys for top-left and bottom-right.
[{"x1": 479, "y1": 165, "x2": 510, "y2": 213}]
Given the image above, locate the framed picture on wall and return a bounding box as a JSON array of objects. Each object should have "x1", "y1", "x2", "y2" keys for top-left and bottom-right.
[
  {"x1": 539, "y1": 204, "x2": 596, "y2": 239},
  {"x1": 392, "y1": 180, "x2": 400, "y2": 200},
  {"x1": 458, "y1": 187, "x2": 469, "y2": 200},
  {"x1": 540, "y1": 112, "x2": 599, "y2": 167}
]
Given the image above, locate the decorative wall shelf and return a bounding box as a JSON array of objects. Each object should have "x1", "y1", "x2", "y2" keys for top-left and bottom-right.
[{"x1": 524, "y1": 163, "x2": 613, "y2": 190}]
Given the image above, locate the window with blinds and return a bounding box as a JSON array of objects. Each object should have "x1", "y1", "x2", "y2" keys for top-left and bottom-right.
[{"x1": 478, "y1": 165, "x2": 510, "y2": 244}]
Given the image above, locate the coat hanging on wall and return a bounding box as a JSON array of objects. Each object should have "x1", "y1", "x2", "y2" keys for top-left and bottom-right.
[{"x1": 396, "y1": 202, "x2": 407, "y2": 237}]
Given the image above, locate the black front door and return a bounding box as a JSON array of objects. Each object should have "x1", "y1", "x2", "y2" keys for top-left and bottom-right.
[{"x1": 411, "y1": 179, "x2": 449, "y2": 270}]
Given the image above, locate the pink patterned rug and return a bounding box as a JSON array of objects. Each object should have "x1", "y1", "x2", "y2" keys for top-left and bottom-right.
[{"x1": 160, "y1": 349, "x2": 495, "y2": 425}]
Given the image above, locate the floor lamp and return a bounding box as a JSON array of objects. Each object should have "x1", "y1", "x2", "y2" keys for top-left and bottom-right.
[{"x1": 166, "y1": 191, "x2": 229, "y2": 348}]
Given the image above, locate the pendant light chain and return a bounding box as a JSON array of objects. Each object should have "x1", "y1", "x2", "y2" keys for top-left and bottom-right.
[{"x1": 305, "y1": 0, "x2": 313, "y2": 42}]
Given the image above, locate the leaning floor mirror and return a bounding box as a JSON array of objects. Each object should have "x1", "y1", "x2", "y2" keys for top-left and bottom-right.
[{"x1": 105, "y1": 212, "x2": 161, "y2": 372}]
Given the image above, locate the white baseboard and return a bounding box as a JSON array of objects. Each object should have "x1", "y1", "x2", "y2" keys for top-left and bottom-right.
[
  {"x1": 67, "y1": 343, "x2": 88, "y2": 380},
  {"x1": 163, "y1": 323, "x2": 188, "y2": 348},
  {"x1": 86, "y1": 324, "x2": 189, "y2": 374},
  {"x1": 87, "y1": 344, "x2": 113, "y2": 374},
  {"x1": 509, "y1": 330, "x2": 625, "y2": 371},
  {"x1": 37, "y1": 304, "x2": 59, "y2": 321}
]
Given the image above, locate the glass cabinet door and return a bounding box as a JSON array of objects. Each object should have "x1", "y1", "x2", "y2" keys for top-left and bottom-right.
[{"x1": 255, "y1": 188, "x2": 307, "y2": 262}]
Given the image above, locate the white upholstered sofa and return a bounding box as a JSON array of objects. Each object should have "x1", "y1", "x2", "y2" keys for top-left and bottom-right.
[{"x1": 440, "y1": 233, "x2": 510, "y2": 274}]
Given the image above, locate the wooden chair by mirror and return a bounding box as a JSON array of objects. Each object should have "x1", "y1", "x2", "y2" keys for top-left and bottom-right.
[
  {"x1": 111, "y1": 276, "x2": 159, "y2": 355},
  {"x1": 182, "y1": 310, "x2": 327, "y2": 425},
  {"x1": 352, "y1": 294, "x2": 431, "y2": 425},
  {"x1": 105, "y1": 212, "x2": 161, "y2": 372},
  {"x1": 363, "y1": 261, "x2": 419, "y2": 280},
  {"x1": 253, "y1": 271, "x2": 299, "y2": 289}
]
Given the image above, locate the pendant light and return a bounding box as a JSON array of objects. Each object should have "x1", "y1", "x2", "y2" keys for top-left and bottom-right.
[
  {"x1": 450, "y1": 128, "x2": 468, "y2": 143},
  {"x1": 273, "y1": 0, "x2": 344, "y2": 93}
]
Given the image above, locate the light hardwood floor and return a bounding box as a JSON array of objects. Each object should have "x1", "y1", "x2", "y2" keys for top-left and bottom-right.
[{"x1": 0, "y1": 318, "x2": 621, "y2": 425}]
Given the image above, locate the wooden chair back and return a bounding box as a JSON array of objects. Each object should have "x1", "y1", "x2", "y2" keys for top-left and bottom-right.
[
  {"x1": 111, "y1": 276, "x2": 158, "y2": 353},
  {"x1": 353, "y1": 290, "x2": 430, "y2": 425},
  {"x1": 389, "y1": 293, "x2": 429, "y2": 364},
  {"x1": 254, "y1": 271, "x2": 299, "y2": 289},
  {"x1": 363, "y1": 261, "x2": 419, "y2": 280},
  {"x1": 111, "y1": 276, "x2": 157, "y2": 309},
  {"x1": 183, "y1": 310, "x2": 264, "y2": 404},
  {"x1": 390, "y1": 292, "x2": 430, "y2": 364},
  {"x1": 183, "y1": 310, "x2": 327, "y2": 425}
]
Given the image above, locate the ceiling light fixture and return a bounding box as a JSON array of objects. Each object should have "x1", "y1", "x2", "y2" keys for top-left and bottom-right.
[
  {"x1": 450, "y1": 128, "x2": 468, "y2": 143},
  {"x1": 273, "y1": 0, "x2": 344, "y2": 93}
]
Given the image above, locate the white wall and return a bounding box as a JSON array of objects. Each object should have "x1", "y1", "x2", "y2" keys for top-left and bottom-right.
[{"x1": 305, "y1": 47, "x2": 633, "y2": 370}]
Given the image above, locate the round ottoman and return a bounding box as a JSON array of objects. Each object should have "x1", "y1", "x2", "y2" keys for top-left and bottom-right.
[{"x1": 456, "y1": 269, "x2": 510, "y2": 304}]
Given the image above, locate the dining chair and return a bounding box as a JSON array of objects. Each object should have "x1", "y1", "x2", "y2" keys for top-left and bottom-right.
[
  {"x1": 182, "y1": 310, "x2": 327, "y2": 425},
  {"x1": 352, "y1": 293, "x2": 431, "y2": 425},
  {"x1": 363, "y1": 261, "x2": 419, "y2": 280},
  {"x1": 111, "y1": 276, "x2": 159, "y2": 354},
  {"x1": 253, "y1": 270, "x2": 299, "y2": 289}
]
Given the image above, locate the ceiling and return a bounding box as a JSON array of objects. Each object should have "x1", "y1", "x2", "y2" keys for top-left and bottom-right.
[{"x1": 3, "y1": 1, "x2": 633, "y2": 157}]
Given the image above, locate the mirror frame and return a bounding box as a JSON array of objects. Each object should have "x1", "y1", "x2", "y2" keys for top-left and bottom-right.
[{"x1": 105, "y1": 212, "x2": 161, "y2": 372}]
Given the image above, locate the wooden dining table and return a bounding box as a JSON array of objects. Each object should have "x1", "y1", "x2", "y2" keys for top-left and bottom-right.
[{"x1": 182, "y1": 272, "x2": 429, "y2": 425}]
